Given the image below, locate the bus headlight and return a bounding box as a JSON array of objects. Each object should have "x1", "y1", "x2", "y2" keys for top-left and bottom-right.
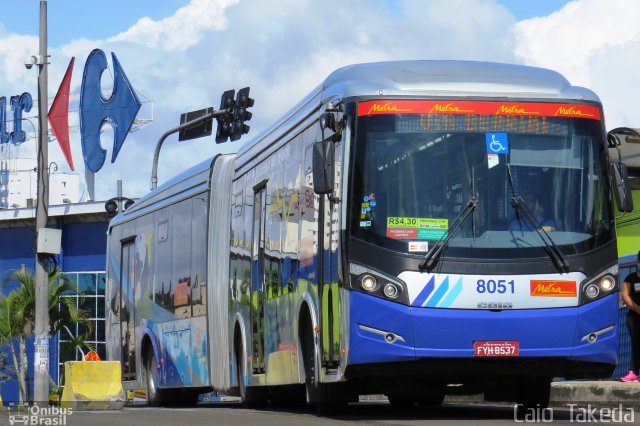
[
  {"x1": 349, "y1": 263, "x2": 409, "y2": 305},
  {"x1": 599, "y1": 276, "x2": 615, "y2": 292},
  {"x1": 383, "y1": 283, "x2": 399, "y2": 299},
  {"x1": 579, "y1": 265, "x2": 618, "y2": 305},
  {"x1": 585, "y1": 284, "x2": 600, "y2": 299},
  {"x1": 361, "y1": 275, "x2": 378, "y2": 292}
]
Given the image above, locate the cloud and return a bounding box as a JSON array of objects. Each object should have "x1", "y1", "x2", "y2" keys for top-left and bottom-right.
[
  {"x1": 0, "y1": 33, "x2": 38, "y2": 94},
  {"x1": 108, "y1": 0, "x2": 239, "y2": 51},
  {"x1": 514, "y1": 0, "x2": 640, "y2": 128}
]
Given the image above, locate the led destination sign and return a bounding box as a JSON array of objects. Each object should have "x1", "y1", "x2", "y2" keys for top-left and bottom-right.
[
  {"x1": 358, "y1": 100, "x2": 601, "y2": 135},
  {"x1": 358, "y1": 100, "x2": 602, "y2": 120}
]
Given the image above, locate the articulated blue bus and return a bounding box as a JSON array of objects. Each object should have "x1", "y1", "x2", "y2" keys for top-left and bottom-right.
[{"x1": 106, "y1": 60, "x2": 630, "y2": 412}]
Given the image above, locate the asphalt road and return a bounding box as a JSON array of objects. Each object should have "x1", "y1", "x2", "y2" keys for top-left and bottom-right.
[{"x1": 3, "y1": 401, "x2": 640, "y2": 426}]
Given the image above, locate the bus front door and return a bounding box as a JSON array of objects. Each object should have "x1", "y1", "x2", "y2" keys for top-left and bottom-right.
[{"x1": 250, "y1": 186, "x2": 267, "y2": 373}]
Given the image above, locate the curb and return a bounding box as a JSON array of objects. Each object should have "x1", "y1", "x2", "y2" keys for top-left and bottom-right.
[
  {"x1": 363, "y1": 381, "x2": 640, "y2": 409},
  {"x1": 550, "y1": 381, "x2": 640, "y2": 409}
]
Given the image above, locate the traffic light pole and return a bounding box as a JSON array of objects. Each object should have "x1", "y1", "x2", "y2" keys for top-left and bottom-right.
[
  {"x1": 34, "y1": 0, "x2": 50, "y2": 405},
  {"x1": 150, "y1": 87, "x2": 253, "y2": 190},
  {"x1": 150, "y1": 108, "x2": 230, "y2": 190}
]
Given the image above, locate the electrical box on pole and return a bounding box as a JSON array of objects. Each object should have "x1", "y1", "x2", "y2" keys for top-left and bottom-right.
[{"x1": 36, "y1": 228, "x2": 61, "y2": 255}]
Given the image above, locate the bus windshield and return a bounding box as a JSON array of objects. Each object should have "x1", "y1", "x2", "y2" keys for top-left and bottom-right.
[{"x1": 350, "y1": 100, "x2": 613, "y2": 258}]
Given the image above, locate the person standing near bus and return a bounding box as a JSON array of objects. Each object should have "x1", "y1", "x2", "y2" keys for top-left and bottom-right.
[{"x1": 620, "y1": 251, "x2": 640, "y2": 382}]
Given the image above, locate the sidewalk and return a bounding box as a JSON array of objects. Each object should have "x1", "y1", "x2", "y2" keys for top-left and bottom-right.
[
  {"x1": 441, "y1": 381, "x2": 640, "y2": 410},
  {"x1": 550, "y1": 381, "x2": 640, "y2": 409}
]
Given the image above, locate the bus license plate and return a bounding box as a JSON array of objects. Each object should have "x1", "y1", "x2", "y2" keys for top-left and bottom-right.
[{"x1": 474, "y1": 341, "x2": 519, "y2": 357}]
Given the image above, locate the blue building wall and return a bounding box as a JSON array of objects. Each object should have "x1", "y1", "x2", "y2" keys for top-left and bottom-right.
[
  {"x1": 0, "y1": 228, "x2": 37, "y2": 295},
  {"x1": 0, "y1": 218, "x2": 107, "y2": 405},
  {"x1": 60, "y1": 222, "x2": 108, "y2": 271}
]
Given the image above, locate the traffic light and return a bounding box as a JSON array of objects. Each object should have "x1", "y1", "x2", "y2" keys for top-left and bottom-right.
[
  {"x1": 230, "y1": 87, "x2": 254, "y2": 142},
  {"x1": 215, "y1": 89, "x2": 235, "y2": 143},
  {"x1": 105, "y1": 197, "x2": 134, "y2": 219}
]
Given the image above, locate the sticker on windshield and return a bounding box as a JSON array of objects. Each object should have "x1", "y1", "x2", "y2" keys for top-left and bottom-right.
[
  {"x1": 486, "y1": 132, "x2": 509, "y2": 154},
  {"x1": 359, "y1": 193, "x2": 376, "y2": 226},
  {"x1": 487, "y1": 153, "x2": 499, "y2": 169},
  {"x1": 387, "y1": 217, "x2": 448, "y2": 240},
  {"x1": 408, "y1": 241, "x2": 429, "y2": 252}
]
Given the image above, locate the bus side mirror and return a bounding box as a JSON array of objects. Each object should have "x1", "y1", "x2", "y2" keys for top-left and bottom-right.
[
  {"x1": 611, "y1": 162, "x2": 634, "y2": 212},
  {"x1": 312, "y1": 140, "x2": 334, "y2": 195}
]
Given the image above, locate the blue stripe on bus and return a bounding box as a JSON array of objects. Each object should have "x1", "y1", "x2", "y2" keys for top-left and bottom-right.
[
  {"x1": 438, "y1": 277, "x2": 463, "y2": 308},
  {"x1": 424, "y1": 276, "x2": 449, "y2": 307},
  {"x1": 412, "y1": 276, "x2": 435, "y2": 307}
]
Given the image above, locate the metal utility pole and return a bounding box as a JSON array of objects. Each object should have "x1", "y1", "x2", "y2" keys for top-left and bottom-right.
[{"x1": 34, "y1": 0, "x2": 50, "y2": 405}]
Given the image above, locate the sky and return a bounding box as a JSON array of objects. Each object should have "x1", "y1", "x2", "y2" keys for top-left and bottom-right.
[{"x1": 0, "y1": 0, "x2": 638, "y2": 201}]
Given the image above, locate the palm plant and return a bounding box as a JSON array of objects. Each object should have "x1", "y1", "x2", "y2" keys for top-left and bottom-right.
[{"x1": 0, "y1": 266, "x2": 93, "y2": 404}]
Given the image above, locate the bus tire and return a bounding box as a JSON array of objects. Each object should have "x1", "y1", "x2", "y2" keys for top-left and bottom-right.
[
  {"x1": 315, "y1": 383, "x2": 348, "y2": 416},
  {"x1": 235, "y1": 332, "x2": 267, "y2": 408},
  {"x1": 300, "y1": 319, "x2": 347, "y2": 416},
  {"x1": 145, "y1": 352, "x2": 162, "y2": 406}
]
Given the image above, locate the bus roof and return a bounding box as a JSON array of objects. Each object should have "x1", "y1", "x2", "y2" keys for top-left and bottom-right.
[
  {"x1": 321, "y1": 60, "x2": 599, "y2": 102},
  {"x1": 108, "y1": 156, "x2": 218, "y2": 227},
  {"x1": 235, "y1": 60, "x2": 600, "y2": 172}
]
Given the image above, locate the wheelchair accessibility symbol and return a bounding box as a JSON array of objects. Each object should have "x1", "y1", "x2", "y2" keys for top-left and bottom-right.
[{"x1": 485, "y1": 132, "x2": 509, "y2": 154}]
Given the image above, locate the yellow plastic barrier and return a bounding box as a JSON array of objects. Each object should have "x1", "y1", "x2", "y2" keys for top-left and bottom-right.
[
  {"x1": 126, "y1": 389, "x2": 147, "y2": 402},
  {"x1": 61, "y1": 361, "x2": 124, "y2": 410}
]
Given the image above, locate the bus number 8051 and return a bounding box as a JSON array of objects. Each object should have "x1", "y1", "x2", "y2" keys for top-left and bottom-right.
[{"x1": 476, "y1": 279, "x2": 515, "y2": 294}]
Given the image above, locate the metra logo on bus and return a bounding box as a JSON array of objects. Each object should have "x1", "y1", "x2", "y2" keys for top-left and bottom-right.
[
  {"x1": 367, "y1": 102, "x2": 412, "y2": 114},
  {"x1": 554, "y1": 106, "x2": 594, "y2": 118},
  {"x1": 494, "y1": 105, "x2": 537, "y2": 115},
  {"x1": 428, "y1": 103, "x2": 473, "y2": 114},
  {"x1": 529, "y1": 280, "x2": 577, "y2": 297}
]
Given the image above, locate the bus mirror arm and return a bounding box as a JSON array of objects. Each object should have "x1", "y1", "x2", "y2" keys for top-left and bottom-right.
[
  {"x1": 312, "y1": 140, "x2": 335, "y2": 195},
  {"x1": 610, "y1": 162, "x2": 634, "y2": 213}
]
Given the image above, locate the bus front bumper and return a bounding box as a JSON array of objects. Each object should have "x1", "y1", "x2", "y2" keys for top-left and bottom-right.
[{"x1": 347, "y1": 291, "x2": 618, "y2": 377}]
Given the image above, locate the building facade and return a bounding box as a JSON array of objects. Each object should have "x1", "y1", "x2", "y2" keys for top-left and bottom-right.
[
  {"x1": 0, "y1": 157, "x2": 80, "y2": 209},
  {"x1": 0, "y1": 202, "x2": 108, "y2": 403}
]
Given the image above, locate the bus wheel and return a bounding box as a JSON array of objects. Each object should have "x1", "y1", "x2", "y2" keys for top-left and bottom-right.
[
  {"x1": 235, "y1": 336, "x2": 267, "y2": 408},
  {"x1": 145, "y1": 352, "x2": 161, "y2": 406},
  {"x1": 234, "y1": 336, "x2": 248, "y2": 405},
  {"x1": 300, "y1": 322, "x2": 347, "y2": 415},
  {"x1": 516, "y1": 377, "x2": 551, "y2": 413}
]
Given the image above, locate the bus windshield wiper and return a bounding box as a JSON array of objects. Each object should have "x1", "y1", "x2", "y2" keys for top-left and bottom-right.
[
  {"x1": 419, "y1": 197, "x2": 478, "y2": 271},
  {"x1": 505, "y1": 162, "x2": 569, "y2": 273},
  {"x1": 511, "y1": 196, "x2": 570, "y2": 273}
]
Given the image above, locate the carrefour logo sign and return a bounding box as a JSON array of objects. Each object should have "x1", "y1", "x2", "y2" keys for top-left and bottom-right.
[
  {"x1": 1, "y1": 48, "x2": 141, "y2": 174},
  {"x1": 80, "y1": 49, "x2": 141, "y2": 173},
  {"x1": 0, "y1": 93, "x2": 32, "y2": 145}
]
